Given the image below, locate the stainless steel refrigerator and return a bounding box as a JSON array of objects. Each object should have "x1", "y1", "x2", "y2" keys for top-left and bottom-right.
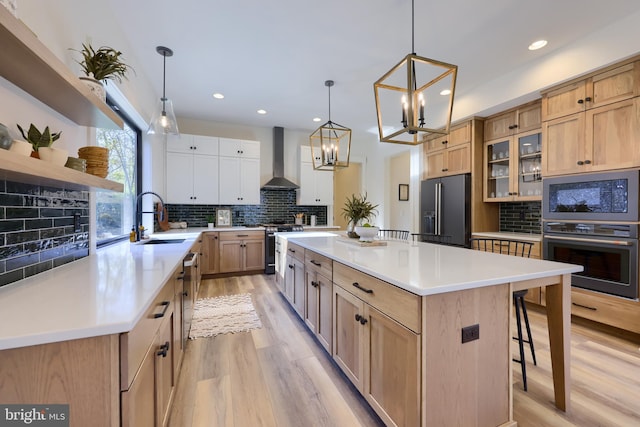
[{"x1": 420, "y1": 174, "x2": 471, "y2": 247}]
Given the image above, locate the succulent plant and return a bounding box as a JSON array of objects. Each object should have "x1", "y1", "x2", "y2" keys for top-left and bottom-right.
[
  {"x1": 73, "y1": 43, "x2": 134, "y2": 83},
  {"x1": 17, "y1": 124, "x2": 62, "y2": 152}
]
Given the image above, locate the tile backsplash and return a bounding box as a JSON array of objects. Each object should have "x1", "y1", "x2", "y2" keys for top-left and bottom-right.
[
  {"x1": 0, "y1": 180, "x2": 89, "y2": 287},
  {"x1": 166, "y1": 189, "x2": 327, "y2": 227},
  {"x1": 499, "y1": 201, "x2": 541, "y2": 234}
]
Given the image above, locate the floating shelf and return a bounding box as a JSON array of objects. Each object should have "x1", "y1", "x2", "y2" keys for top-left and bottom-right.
[
  {"x1": 0, "y1": 149, "x2": 123, "y2": 192},
  {"x1": 0, "y1": 7, "x2": 123, "y2": 130}
]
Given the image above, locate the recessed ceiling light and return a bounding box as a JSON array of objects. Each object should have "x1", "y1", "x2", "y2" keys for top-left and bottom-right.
[
  {"x1": 313, "y1": 117, "x2": 322, "y2": 122},
  {"x1": 528, "y1": 40, "x2": 548, "y2": 51},
  {"x1": 212, "y1": 93, "x2": 224, "y2": 99},
  {"x1": 440, "y1": 89, "x2": 451, "y2": 96},
  {"x1": 257, "y1": 109, "x2": 267, "y2": 115}
]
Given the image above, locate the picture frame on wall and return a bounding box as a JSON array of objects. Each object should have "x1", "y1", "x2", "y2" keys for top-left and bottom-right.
[
  {"x1": 216, "y1": 208, "x2": 232, "y2": 227},
  {"x1": 399, "y1": 184, "x2": 409, "y2": 201}
]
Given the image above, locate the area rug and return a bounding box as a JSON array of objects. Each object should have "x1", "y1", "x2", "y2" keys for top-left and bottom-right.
[{"x1": 189, "y1": 293, "x2": 262, "y2": 339}]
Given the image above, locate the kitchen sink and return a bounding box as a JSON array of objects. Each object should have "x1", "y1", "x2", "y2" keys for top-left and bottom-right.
[{"x1": 140, "y1": 238, "x2": 185, "y2": 245}]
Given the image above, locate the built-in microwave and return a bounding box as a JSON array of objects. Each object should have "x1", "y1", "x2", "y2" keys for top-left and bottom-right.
[{"x1": 543, "y1": 170, "x2": 639, "y2": 222}]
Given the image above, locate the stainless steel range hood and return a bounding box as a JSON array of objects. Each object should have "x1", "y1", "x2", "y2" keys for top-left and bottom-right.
[{"x1": 261, "y1": 126, "x2": 299, "y2": 189}]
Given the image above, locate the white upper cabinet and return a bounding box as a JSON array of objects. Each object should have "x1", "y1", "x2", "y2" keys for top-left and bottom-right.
[
  {"x1": 166, "y1": 134, "x2": 220, "y2": 204},
  {"x1": 298, "y1": 146, "x2": 334, "y2": 206},
  {"x1": 218, "y1": 156, "x2": 261, "y2": 205},
  {"x1": 219, "y1": 138, "x2": 260, "y2": 158}
]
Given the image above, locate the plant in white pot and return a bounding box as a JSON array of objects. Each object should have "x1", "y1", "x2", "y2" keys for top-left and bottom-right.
[
  {"x1": 206, "y1": 214, "x2": 215, "y2": 229},
  {"x1": 72, "y1": 43, "x2": 134, "y2": 101},
  {"x1": 17, "y1": 124, "x2": 66, "y2": 164},
  {"x1": 341, "y1": 193, "x2": 378, "y2": 238}
]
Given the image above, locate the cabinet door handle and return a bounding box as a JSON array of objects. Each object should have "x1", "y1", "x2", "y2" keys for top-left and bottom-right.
[
  {"x1": 584, "y1": 160, "x2": 591, "y2": 165},
  {"x1": 157, "y1": 341, "x2": 170, "y2": 357},
  {"x1": 288, "y1": 264, "x2": 294, "y2": 269},
  {"x1": 311, "y1": 281, "x2": 319, "y2": 288},
  {"x1": 572, "y1": 302, "x2": 597, "y2": 311},
  {"x1": 237, "y1": 234, "x2": 249, "y2": 237},
  {"x1": 310, "y1": 260, "x2": 321, "y2": 266},
  {"x1": 359, "y1": 316, "x2": 368, "y2": 325},
  {"x1": 355, "y1": 314, "x2": 362, "y2": 322},
  {"x1": 577, "y1": 160, "x2": 584, "y2": 165},
  {"x1": 585, "y1": 97, "x2": 592, "y2": 102},
  {"x1": 177, "y1": 273, "x2": 184, "y2": 280},
  {"x1": 577, "y1": 99, "x2": 584, "y2": 104},
  {"x1": 153, "y1": 301, "x2": 170, "y2": 318},
  {"x1": 352, "y1": 282, "x2": 374, "y2": 294},
  {"x1": 183, "y1": 291, "x2": 188, "y2": 297},
  {"x1": 441, "y1": 140, "x2": 448, "y2": 145},
  {"x1": 288, "y1": 248, "x2": 296, "y2": 253}
]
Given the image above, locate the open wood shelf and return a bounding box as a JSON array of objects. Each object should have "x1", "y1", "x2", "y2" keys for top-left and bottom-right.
[
  {"x1": 0, "y1": 149, "x2": 123, "y2": 192},
  {"x1": 0, "y1": 6, "x2": 123, "y2": 130}
]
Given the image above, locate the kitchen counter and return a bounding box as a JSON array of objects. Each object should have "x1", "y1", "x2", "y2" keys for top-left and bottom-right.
[
  {"x1": 285, "y1": 233, "x2": 577, "y2": 296},
  {"x1": 0, "y1": 233, "x2": 198, "y2": 350},
  {"x1": 472, "y1": 231, "x2": 542, "y2": 242}
]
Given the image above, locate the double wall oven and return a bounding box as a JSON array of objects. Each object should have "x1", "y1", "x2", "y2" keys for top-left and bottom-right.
[{"x1": 543, "y1": 170, "x2": 639, "y2": 300}]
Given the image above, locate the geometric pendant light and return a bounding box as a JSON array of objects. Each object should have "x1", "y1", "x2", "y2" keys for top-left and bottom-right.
[
  {"x1": 147, "y1": 46, "x2": 179, "y2": 135},
  {"x1": 309, "y1": 80, "x2": 351, "y2": 171},
  {"x1": 374, "y1": 0, "x2": 457, "y2": 145}
]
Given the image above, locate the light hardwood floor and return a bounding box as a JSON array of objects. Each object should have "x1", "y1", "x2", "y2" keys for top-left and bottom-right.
[{"x1": 169, "y1": 275, "x2": 640, "y2": 427}]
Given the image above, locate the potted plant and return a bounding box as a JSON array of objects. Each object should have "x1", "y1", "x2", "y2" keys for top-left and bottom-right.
[
  {"x1": 17, "y1": 124, "x2": 65, "y2": 163},
  {"x1": 72, "y1": 43, "x2": 134, "y2": 101},
  {"x1": 206, "y1": 214, "x2": 215, "y2": 229},
  {"x1": 341, "y1": 193, "x2": 378, "y2": 238}
]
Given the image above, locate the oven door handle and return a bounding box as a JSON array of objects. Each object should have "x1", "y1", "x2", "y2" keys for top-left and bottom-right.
[{"x1": 544, "y1": 234, "x2": 634, "y2": 246}]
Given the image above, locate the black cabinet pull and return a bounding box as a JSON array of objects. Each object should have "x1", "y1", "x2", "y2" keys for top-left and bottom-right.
[
  {"x1": 153, "y1": 301, "x2": 170, "y2": 318},
  {"x1": 577, "y1": 99, "x2": 584, "y2": 104},
  {"x1": 577, "y1": 160, "x2": 584, "y2": 165},
  {"x1": 441, "y1": 140, "x2": 448, "y2": 145},
  {"x1": 572, "y1": 302, "x2": 597, "y2": 311},
  {"x1": 236, "y1": 234, "x2": 249, "y2": 237},
  {"x1": 584, "y1": 160, "x2": 591, "y2": 165},
  {"x1": 311, "y1": 280, "x2": 319, "y2": 288},
  {"x1": 352, "y1": 282, "x2": 374, "y2": 294},
  {"x1": 177, "y1": 273, "x2": 184, "y2": 280},
  {"x1": 183, "y1": 291, "x2": 188, "y2": 297},
  {"x1": 585, "y1": 97, "x2": 592, "y2": 102},
  {"x1": 157, "y1": 341, "x2": 170, "y2": 357},
  {"x1": 359, "y1": 317, "x2": 368, "y2": 325},
  {"x1": 288, "y1": 264, "x2": 294, "y2": 269},
  {"x1": 310, "y1": 260, "x2": 321, "y2": 267},
  {"x1": 355, "y1": 314, "x2": 362, "y2": 322},
  {"x1": 288, "y1": 248, "x2": 296, "y2": 253}
]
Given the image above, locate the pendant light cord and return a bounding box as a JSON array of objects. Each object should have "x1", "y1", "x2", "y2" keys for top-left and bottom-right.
[
  {"x1": 161, "y1": 52, "x2": 167, "y2": 112},
  {"x1": 411, "y1": 0, "x2": 415, "y2": 54},
  {"x1": 327, "y1": 83, "x2": 332, "y2": 123}
]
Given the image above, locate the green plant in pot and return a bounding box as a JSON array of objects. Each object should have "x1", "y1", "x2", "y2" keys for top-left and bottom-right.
[
  {"x1": 17, "y1": 124, "x2": 62, "y2": 153},
  {"x1": 342, "y1": 193, "x2": 378, "y2": 238},
  {"x1": 72, "y1": 43, "x2": 134, "y2": 101},
  {"x1": 206, "y1": 214, "x2": 215, "y2": 229}
]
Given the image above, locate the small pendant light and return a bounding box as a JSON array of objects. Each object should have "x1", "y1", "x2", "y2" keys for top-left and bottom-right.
[{"x1": 147, "y1": 46, "x2": 179, "y2": 135}]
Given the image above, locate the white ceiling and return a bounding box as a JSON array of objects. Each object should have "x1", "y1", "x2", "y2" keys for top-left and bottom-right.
[{"x1": 101, "y1": 0, "x2": 640, "y2": 136}]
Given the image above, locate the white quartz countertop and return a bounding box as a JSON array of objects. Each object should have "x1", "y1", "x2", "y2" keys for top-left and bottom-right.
[
  {"x1": 472, "y1": 231, "x2": 542, "y2": 242},
  {"x1": 285, "y1": 233, "x2": 581, "y2": 296},
  {"x1": 0, "y1": 232, "x2": 199, "y2": 351}
]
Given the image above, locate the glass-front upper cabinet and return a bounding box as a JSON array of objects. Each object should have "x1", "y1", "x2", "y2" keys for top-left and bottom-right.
[{"x1": 484, "y1": 130, "x2": 542, "y2": 202}]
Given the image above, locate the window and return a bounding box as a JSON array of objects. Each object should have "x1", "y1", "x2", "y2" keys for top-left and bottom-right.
[{"x1": 95, "y1": 111, "x2": 141, "y2": 246}]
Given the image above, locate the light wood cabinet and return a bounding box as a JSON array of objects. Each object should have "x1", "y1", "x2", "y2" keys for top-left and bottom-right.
[
  {"x1": 166, "y1": 135, "x2": 220, "y2": 204},
  {"x1": 484, "y1": 100, "x2": 541, "y2": 141},
  {"x1": 542, "y1": 60, "x2": 640, "y2": 121},
  {"x1": 304, "y1": 251, "x2": 333, "y2": 352},
  {"x1": 542, "y1": 97, "x2": 640, "y2": 175},
  {"x1": 218, "y1": 230, "x2": 265, "y2": 273},
  {"x1": 284, "y1": 254, "x2": 305, "y2": 317},
  {"x1": 298, "y1": 145, "x2": 333, "y2": 205},
  {"x1": 571, "y1": 287, "x2": 640, "y2": 334},
  {"x1": 423, "y1": 121, "x2": 472, "y2": 179},
  {"x1": 332, "y1": 267, "x2": 421, "y2": 427},
  {"x1": 201, "y1": 232, "x2": 219, "y2": 275}
]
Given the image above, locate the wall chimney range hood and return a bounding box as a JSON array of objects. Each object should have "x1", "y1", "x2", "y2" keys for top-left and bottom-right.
[{"x1": 261, "y1": 127, "x2": 299, "y2": 190}]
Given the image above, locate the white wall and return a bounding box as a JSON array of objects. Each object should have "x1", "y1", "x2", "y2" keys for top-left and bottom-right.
[{"x1": 388, "y1": 152, "x2": 412, "y2": 231}]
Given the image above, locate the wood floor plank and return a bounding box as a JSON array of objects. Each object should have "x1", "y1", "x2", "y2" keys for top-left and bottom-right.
[{"x1": 192, "y1": 376, "x2": 233, "y2": 427}]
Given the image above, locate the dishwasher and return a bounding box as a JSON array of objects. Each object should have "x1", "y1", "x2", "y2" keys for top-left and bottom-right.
[{"x1": 182, "y1": 252, "x2": 198, "y2": 346}]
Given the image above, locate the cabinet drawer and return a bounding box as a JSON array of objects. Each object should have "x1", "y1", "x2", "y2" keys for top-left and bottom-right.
[
  {"x1": 571, "y1": 288, "x2": 640, "y2": 334},
  {"x1": 286, "y1": 242, "x2": 305, "y2": 262},
  {"x1": 120, "y1": 281, "x2": 174, "y2": 390},
  {"x1": 305, "y1": 250, "x2": 332, "y2": 279},
  {"x1": 219, "y1": 230, "x2": 264, "y2": 241},
  {"x1": 333, "y1": 262, "x2": 421, "y2": 333}
]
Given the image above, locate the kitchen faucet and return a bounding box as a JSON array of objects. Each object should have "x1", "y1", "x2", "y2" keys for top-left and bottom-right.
[{"x1": 135, "y1": 191, "x2": 165, "y2": 241}]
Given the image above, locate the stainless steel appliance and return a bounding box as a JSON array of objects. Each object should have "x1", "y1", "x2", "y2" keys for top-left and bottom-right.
[
  {"x1": 543, "y1": 222, "x2": 638, "y2": 299},
  {"x1": 264, "y1": 223, "x2": 304, "y2": 274},
  {"x1": 543, "y1": 170, "x2": 639, "y2": 221},
  {"x1": 542, "y1": 170, "x2": 640, "y2": 299},
  {"x1": 420, "y1": 174, "x2": 471, "y2": 247},
  {"x1": 182, "y1": 252, "x2": 198, "y2": 346}
]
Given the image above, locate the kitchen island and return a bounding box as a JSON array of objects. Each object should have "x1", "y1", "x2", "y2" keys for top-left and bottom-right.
[{"x1": 280, "y1": 233, "x2": 582, "y2": 427}]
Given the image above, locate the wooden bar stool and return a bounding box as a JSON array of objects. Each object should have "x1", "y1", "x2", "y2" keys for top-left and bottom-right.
[{"x1": 469, "y1": 237, "x2": 537, "y2": 391}]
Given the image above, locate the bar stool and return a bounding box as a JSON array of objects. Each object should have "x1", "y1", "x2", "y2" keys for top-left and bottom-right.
[
  {"x1": 378, "y1": 229, "x2": 409, "y2": 240},
  {"x1": 469, "y1": 238, "x2": 536, "y2": 391}
]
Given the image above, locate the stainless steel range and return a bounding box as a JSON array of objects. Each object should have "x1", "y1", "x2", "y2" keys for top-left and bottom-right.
[
  {"x1": 264, "y1": 223, "x2": 304, "y2": 274},
  {"x1": 542, "y1": 170, "x2": 640, "y2": 300}
]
